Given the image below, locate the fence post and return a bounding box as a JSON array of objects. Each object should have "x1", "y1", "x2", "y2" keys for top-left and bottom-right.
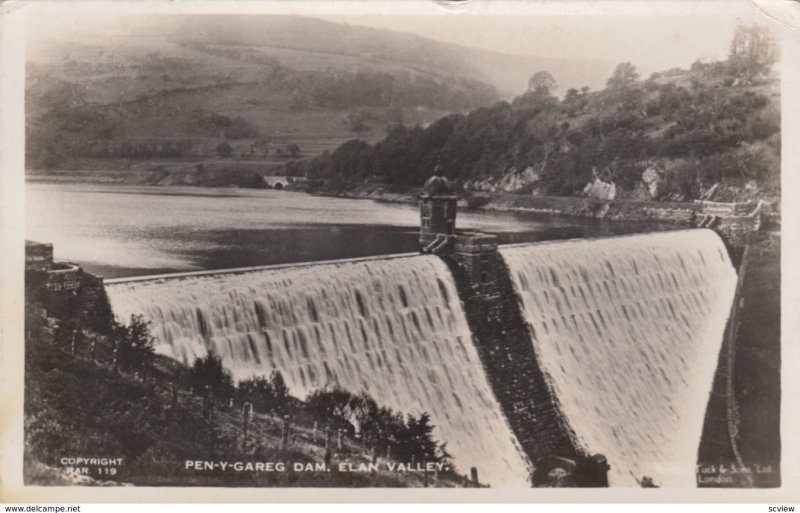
[
  {"x1": 324, "y1": 426, "x2": 332, "y2": 466},
  {"x1": 141, "y1": 352, "x2": 149, "y2": 382},
  {"x1": 112, "y1": 341, "x2": 119, "y2": 373},
  {"x1": 281, "y1": 415, "x2": 291, "y2": 451},
  {"x1": 203, "y1": 385, "x2": 213, "y2": 421},
  {"x1": 170, "y1": 380, "x2": 179, "y2": 416},
  {"x1": 242, "y1": 402, "x2": 252, "y2": 440}
]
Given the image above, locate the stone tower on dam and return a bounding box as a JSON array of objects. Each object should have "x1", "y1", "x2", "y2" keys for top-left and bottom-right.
[
  {"x1": 418, "y1": 173, "x2": 608, "y2": 485},
  {"x1": 419, "y1": 171, "x2": 458, "y2": 252}
]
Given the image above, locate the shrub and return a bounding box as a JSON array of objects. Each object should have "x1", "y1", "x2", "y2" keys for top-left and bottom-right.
[
  {"x1": 216, "y1": 141, "x2": 233, "y2": 157},
  {"x1": 189, "y1": 350, "x2": 233, "y2": 394},
  {"x1": 239, "y1": 371, "x2": 290, "y2": 413}
]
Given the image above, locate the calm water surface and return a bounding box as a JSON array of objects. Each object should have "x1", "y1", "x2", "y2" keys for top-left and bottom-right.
[{"x1": 26, "y1": 183, "x2": 668, "y2": 278}]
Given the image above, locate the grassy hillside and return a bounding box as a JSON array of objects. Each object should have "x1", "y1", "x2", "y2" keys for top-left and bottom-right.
[
  {"x1": 169, "y1": 15, "x2": 615, "y2": 95},
  {"x1": 25, "y1": 15, "x2": 613, "y2": 185},
  {"x1": 25, "y1": 36, "x2": 463, "y2": 173}
]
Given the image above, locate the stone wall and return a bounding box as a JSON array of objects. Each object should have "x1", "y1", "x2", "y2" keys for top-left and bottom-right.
[
  {"x1": 443, "y1": 234, "x2": 584, "y2": 474},
  {"x1": 26, "y1": 242, "x2": 115, "y2": 333},
  {"x1": 25, "y1": 241, "x2": 54, "y2": 272},
  {"x1": 479, "y1": 194, "x2": 764, "y2": 249},
  {"x1": 698, "y1": 200, "x2": 756, "y2": 216},
  {"x1": 712, "y1": 203, "x2": 762, "y2": 248},
  {"x1": 43, "y1": 264, "x2": 83, "y2": 295}
]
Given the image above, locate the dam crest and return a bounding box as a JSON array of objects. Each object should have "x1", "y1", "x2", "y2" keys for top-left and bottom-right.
[{"x1": 104, "y1": 176, "x2": 742, "y2": 487}]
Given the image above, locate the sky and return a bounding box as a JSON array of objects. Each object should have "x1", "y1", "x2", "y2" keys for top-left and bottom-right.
[
  {"x1": 318, "y1": 2, "x2": 775, "y2": 75},
  {"x1": 25, "y1": 0, "x2": 780, "y2": 77}
]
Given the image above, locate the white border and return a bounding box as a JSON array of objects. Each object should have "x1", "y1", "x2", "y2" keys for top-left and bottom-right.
[{"x1": 2, "y1": 0, "x2": 798, "y2": 503}]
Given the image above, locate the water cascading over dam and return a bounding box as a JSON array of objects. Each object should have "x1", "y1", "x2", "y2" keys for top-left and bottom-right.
[
  {"x1": 105, "y1": 255, "x2": 531, "y2": 486},
  {"x1": 499, "y1": 229, "x2": 737, "y2": 487}
]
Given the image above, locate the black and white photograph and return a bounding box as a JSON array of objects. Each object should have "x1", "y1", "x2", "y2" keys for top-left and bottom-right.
[{"x1": 1, "y1": 0, "x2": 797, "y2": 502}]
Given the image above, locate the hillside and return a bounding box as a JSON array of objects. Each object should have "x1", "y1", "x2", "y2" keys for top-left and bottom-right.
[
  {"x1": 25, "y1": 15, "x2": 614, "y2": 184},
  {"x1": 169, "y1": 15, "x2": 615, "y2": 96},
  {"x1": 290, "y1": 29, "x2": 780, "y2": 205}
]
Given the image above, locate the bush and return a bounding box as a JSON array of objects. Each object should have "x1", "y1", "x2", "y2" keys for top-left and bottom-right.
[
  {"x1": 113, "y1": 314, "x2": 155, "y2": 372},
  {"x1": 189, "y1": 350, "x2": 233, "y2": 394},
  {"x1": 305, "y1": 387, "x2": 451, "y2": 465},
  {"x1": 239, "y1": 371, "x2": 290, "y2": 413},
  {"x1": 216, "y1": 141, "x2": 233, "y2": 158}
]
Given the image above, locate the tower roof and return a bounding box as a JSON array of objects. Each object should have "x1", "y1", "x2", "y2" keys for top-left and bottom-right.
[{"x1": 422, "y1": 174, "x2": 454, "y2": 197}]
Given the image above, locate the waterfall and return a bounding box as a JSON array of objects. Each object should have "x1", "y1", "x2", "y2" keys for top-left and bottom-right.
[
  {"x1": 106, "y1": 255, "x2": 531, "y2": 486},
  {"x1": 499, "y1": 229, "x2": 737, "y2": 487}
]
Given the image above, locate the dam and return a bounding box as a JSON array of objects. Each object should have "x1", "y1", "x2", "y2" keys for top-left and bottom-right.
[
  {"x1": 500, "y1": 231, "x2": 736, "y2": 486},
  {"x1": 104, "y1": 176, "x2": 744, "y2": 487},
  {"x1": 106, "y1": 254, "x2": 532, "y2": 487}
]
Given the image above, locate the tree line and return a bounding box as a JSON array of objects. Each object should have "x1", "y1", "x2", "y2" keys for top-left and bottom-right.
[
  {"x1": 287, "y1": 22, "x2": 779, "y2": 202},
  {"x1": 188, "y1": 350, "x2": 450, "y2": 467}
]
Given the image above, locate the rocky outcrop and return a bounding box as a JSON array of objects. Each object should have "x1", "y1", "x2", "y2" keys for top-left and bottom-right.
[
  {"x1": 496, "y1": 166, "x2": 541, "y2": 192},
  {"x1": 582, "y1": 177, "x2": 616, "y2": 200},
  {"x1": 641, "y1": 166, "x2": 662, "y2": 198},
  {"x1": 465, "y1": 166, "x2": 541, "y2": 193}
]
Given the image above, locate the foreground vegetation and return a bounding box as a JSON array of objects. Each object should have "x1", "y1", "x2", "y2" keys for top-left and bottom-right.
[{"x1": 24, "y1": 291, "x2": 462, "y2": 487}]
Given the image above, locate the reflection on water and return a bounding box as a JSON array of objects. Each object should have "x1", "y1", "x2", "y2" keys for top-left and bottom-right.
[{"x1": 26, "y1": 183, "x2": 670, "y2": 278}]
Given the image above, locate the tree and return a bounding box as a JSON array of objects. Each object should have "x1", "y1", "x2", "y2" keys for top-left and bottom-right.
[
  {"x1": 124, "y1": 314, "x2": 155, "y2": 353},
  {"x1": 238, "y1": 371, "x2": 290, "y2": 412},
  {"x1": 113, "y1": 314, "x2": 155, "y2": 371},
  {"x1": 606, "y1": 62, "x2": 640, "y2": 89},
  {"x1": 189, "y1": 350, "x2": 233, "y2": 393},
  {"x1": 306, "y1": 387, "x2": 358, "y2": 429},
  {"x1": 563, "y1": 88, "x2": 580, "y2": 103},
  {"x1": 528, "y1": 70, "x2": 557, "y2": 95},
  {"x1": 216, "y1": 141, "x2": 233, "y2": 158},
  {"x1": 286, "y1": 143, "x2": 301, "y2": 159},
  {"x1": 395, "y1": 412, "x2": 449, "y2": 464},
  {"x1": 728, "y1": 22, "x2": 776, "y2": 78},
  {"x1": 270, "y1": 370, "x2": 288, "y2": 400}
]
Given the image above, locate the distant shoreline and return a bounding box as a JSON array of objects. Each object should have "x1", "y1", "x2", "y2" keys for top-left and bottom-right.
[{"x1": 26, "y1": 174, "x2": 779, "y2": 231}]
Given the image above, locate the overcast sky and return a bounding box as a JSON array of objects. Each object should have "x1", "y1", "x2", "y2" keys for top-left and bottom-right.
[
  {"x1": 26, "y1": 0, "x2": 778, "y2": 77},
  {"x1": 318, "y1": 2, "x2": 774, "y2": 75}
]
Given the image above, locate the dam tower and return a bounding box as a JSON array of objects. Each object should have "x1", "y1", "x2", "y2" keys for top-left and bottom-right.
[{"x1": 419, "y1": 170, "x2": 458, "y2": 250}]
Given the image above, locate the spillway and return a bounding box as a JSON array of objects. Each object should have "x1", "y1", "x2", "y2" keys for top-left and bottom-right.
[
  {"x1": 499, "y1": 229, "x2": 737, "y2": 487},
  {"x1": 106, "y1": 254, "x2": 531, "y2": 486}
]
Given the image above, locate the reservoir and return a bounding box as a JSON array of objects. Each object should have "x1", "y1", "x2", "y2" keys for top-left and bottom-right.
[{"x1": 26, "y1": 182, "x2": 666, "y2": 278}]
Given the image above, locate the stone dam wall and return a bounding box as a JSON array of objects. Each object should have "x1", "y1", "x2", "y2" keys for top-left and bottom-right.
[
  {"x1": 443, "y1": 237, "x2": 583, "y2": 468},
  {"x1": 103, "y1": 230, "x2": 739, "y2": 487}
]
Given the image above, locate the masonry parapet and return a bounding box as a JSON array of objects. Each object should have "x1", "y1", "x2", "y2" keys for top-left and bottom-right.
[{"x1": 694, "y1": 200, "x2": 762, "y2": 247}]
